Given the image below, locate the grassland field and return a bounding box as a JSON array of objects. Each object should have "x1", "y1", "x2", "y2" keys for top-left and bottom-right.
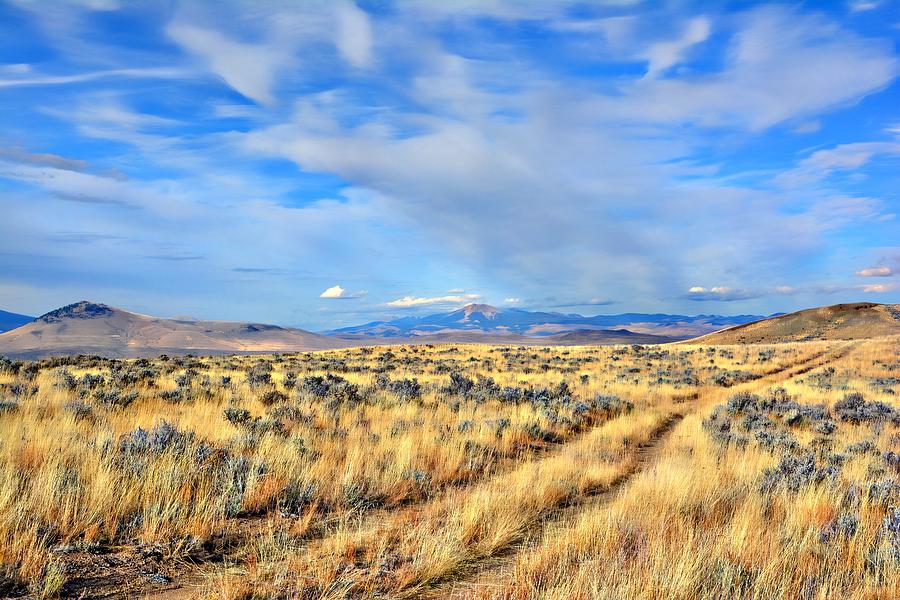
[{"x1": 0, "y1": 338, "x2": 897, "y2": 599}]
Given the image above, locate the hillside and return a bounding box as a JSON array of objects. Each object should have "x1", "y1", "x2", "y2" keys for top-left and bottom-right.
[
  {"x1": 0, "y1": 309, "x2": 33, "y2": 333},
  {"x1": 0, "y1": 301, "x2": 344, "y2": 358},
  {"x1": 685, "y1": 302, "x2": 900, "y2": 344}
]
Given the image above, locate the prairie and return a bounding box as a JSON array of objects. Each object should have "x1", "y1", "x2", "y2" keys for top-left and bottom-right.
[{"x1": 0, "y1": 338, "x2": 896, "y2": 599}]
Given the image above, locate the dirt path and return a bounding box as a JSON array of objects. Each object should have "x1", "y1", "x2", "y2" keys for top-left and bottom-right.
[
  {"x1": 422, "y1": 412, "x2": 685, "y2": 600},
  {"x1": 422, "y1": 342, "x2": 859, "y2": 600}
]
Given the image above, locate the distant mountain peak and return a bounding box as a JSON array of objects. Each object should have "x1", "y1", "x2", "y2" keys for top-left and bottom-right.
[
  {"x1": 461, "y1": 303, "x2": 499, "y2": 318},
  {"x1": 3, "y1": 300, "x2": 340, "y2": 358},
  {"x1": 38, "y1": 301, "x2": 114, "y2": 323}
]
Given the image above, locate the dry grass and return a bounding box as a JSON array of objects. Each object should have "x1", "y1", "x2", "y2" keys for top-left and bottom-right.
[{"x1": 0, "y1": 339, "x2": 895, "y2": 598}]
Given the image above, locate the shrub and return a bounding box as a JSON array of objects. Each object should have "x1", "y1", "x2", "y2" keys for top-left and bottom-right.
[
  {"x1": 443, "y1": 373, "x2": 474, "y2": 397},
  {"x1": 224, "y1": 407, "x2": 251, "y2": 425},
  {"x1": 759, "y1": 453, "x2": 840, "y2": 493},
  {"x1": 118, "y1": 421, "x2": 194, "y2": 456},
  {"x1": 299, "y1": 374, "x2": 361, "y2": 406},
  {"x1": 883, "y1": 507, "x2": 900, "y2": 552},
  {"x1": 388, "y1": 378, "x2": 422, "y2": 400},
  {"x1": 64, "y1": 401, "x2": 93, "y2": 421},
  {"x1": 246, "y1": 365, "x2": 272, "y2": 387},
  {"x1": 260, "y1": 390, "x2": 288, "y2": 406},
  {"x1": 159, "y1": 389, "x2": 183, "y2": 403},
  {"x1": 820, "y1": 513, "x2": 858, "y2": 544},
  {"x1": 55, "y1": 370, "x2": 77, "y2": 391},
  {"x1": 521, "y1": 422, "x2": 562, "y2": 444},
  {"x1": 592, "y1": 394, "x2": 634, "y2": 416},
  {"x1": 834, "y1": 392, "x2": 899, "y2": 424},
  {"x1": 867, "y1": 480, "x2": 899, "y2": 506},
  {"x1": 94, "y1": 388, "x2": 139, "y2": 408}
]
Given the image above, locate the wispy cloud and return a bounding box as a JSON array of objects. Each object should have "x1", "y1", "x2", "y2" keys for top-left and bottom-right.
[
  {"x1": 641, "y1": 17, "x2": 710, "y2": 79},
  {"x1": 144, "y1": 253, "x2": 205, "y2": 262},
  {"x1": 166, "y1": 23, "x2": 286, "y2": 105},
  {"x1": 385, "y1": 293, "x2": 481, "y2": 308},
  {"x1": 550, "y1": 298, "x2": 618, "y2": 308},
  {"x1": 777, "y1": 142, "x2": 900, "y2": 186},
  {"x1": 336, "y1": 2, "x2": 373, "y2": 68},
  {"x1": 857, "y1": 266, "x2": 894, "y2": 277},
  {"x1": 860, "y1": 282, "x2": 898, "y2": 293},
  {"x1": 848, "y1": 0, "x2": 884, "y2": 13},
  {"x1": 0, "y1": 148, "x2": 87, "y2": 172},
  {"x1": 0, "y1": 67, "x2": 187, "y2": 88},
  {"x1": 686, "y1": 286, "x2": 762, "y2": 302}
]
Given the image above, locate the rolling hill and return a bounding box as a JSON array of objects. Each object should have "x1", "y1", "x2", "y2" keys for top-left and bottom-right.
[
  {"x1": 0, "y1": 301, "x2": 345, "y2": 359},
  {"x1": 0, "y1": 309, "x2": 33, "y2": 333},
  {"x1": 685, "y1": 302, "x2": 900, "y2": 344},
  {"x1": 327, "y1": 303, "x2": 765, "y2": 340}
]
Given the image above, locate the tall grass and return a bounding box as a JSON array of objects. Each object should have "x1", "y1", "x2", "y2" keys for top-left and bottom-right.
[{"x1": 0, "y1": 340, "x2": 892, "y2": 598}]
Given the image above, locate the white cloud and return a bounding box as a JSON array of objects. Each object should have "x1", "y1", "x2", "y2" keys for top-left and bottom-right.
[
  {"x1": 319, "y1": 284, "x2": 367, "y2": 299},
  {"x1": 0, "y1": 147, "x2": 87, "y2": 172},
  {"x1": 642, "y1": 17, "x2": 710, "y2": 79},
  {"x1": 792, "y1": 120, "x2": 821, "y2": 134},
  {"x1": 608, "y1": 7, "x2": 898, "y2": 130},
  {"x1": 503, "y1": 297, "x2": 521, "y2": 304},
  {"x1": 336, "y1": 3, "x2": 373, "y2": 68},
  {"x1": 166, "y1": 23, "x2": 286, "y2": 105},
  {"x1": 0, "y1": 63, "x2": 31, "y2": 74},
  {"x1": 320, "y1": 284, "x2": 347, "y2": 298},
  {"x1": 857, "y1": 266, "x2": 894, "y2": 277},
  {"x1": 385, "y1": 293, "x2": 481, "y2": 307},
  {"x1": 860, "y1": 282, "x2": 897, "y2": 293},
  {"x1": 848, "y1": 0, "x2": 883, "y2": 12},
  {"x1": 686, "y1": 286, "x2": 762, "y2": 301},
  {"x1": 777, "y1": 142, "x2": 900, "y2": 186},
  {"x1": 0, "y1": 67, "x2": 187, "y2": 88}
]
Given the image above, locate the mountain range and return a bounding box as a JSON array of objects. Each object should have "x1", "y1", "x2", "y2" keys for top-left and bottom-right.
[
  {"x1": 327, "y1": 303, "x2": 767, "y2": 340},
  {"x1": 0, "y1": 301, "x2": 767, "y2": 358},
  {"x1": 3, "y1": 300, "x2": 894, "y2": 359}
]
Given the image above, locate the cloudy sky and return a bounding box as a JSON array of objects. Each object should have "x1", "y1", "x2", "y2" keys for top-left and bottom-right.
[{"x1": 1, "y1": 0, "x2": 899, "y2": 329}]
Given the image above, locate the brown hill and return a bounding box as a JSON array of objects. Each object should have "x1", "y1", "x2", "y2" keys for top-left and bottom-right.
[
  {"x1": 684, "y1": 302, "x2": 900, "y2": 345},
  {"x1": 0, "y1": 301, "x2": 345, "y2": 358}
]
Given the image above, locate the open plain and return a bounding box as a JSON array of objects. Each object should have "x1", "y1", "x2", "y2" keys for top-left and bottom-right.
[{"x1": 0, "y1": 335, "x2": 897, "y2": 599}]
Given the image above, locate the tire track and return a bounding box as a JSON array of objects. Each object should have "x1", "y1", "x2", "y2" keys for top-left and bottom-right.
[{"x1": 422, "y1": 343, "x2": 857, "y2": 600}]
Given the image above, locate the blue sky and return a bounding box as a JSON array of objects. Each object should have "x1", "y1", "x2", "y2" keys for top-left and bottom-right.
[{"x1": 1, "y1": 0, "x2": 899, "y2": 330}]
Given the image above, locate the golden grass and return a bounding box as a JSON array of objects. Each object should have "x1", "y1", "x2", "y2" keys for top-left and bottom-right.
[{"x1": 0, "y1": 339, "x2": 895, "y2": 598}]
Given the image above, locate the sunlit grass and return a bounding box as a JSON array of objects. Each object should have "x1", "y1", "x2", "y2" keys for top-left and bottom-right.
[{"x1": 0, "y1": 339, "x2": 895, "y2": 598}]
